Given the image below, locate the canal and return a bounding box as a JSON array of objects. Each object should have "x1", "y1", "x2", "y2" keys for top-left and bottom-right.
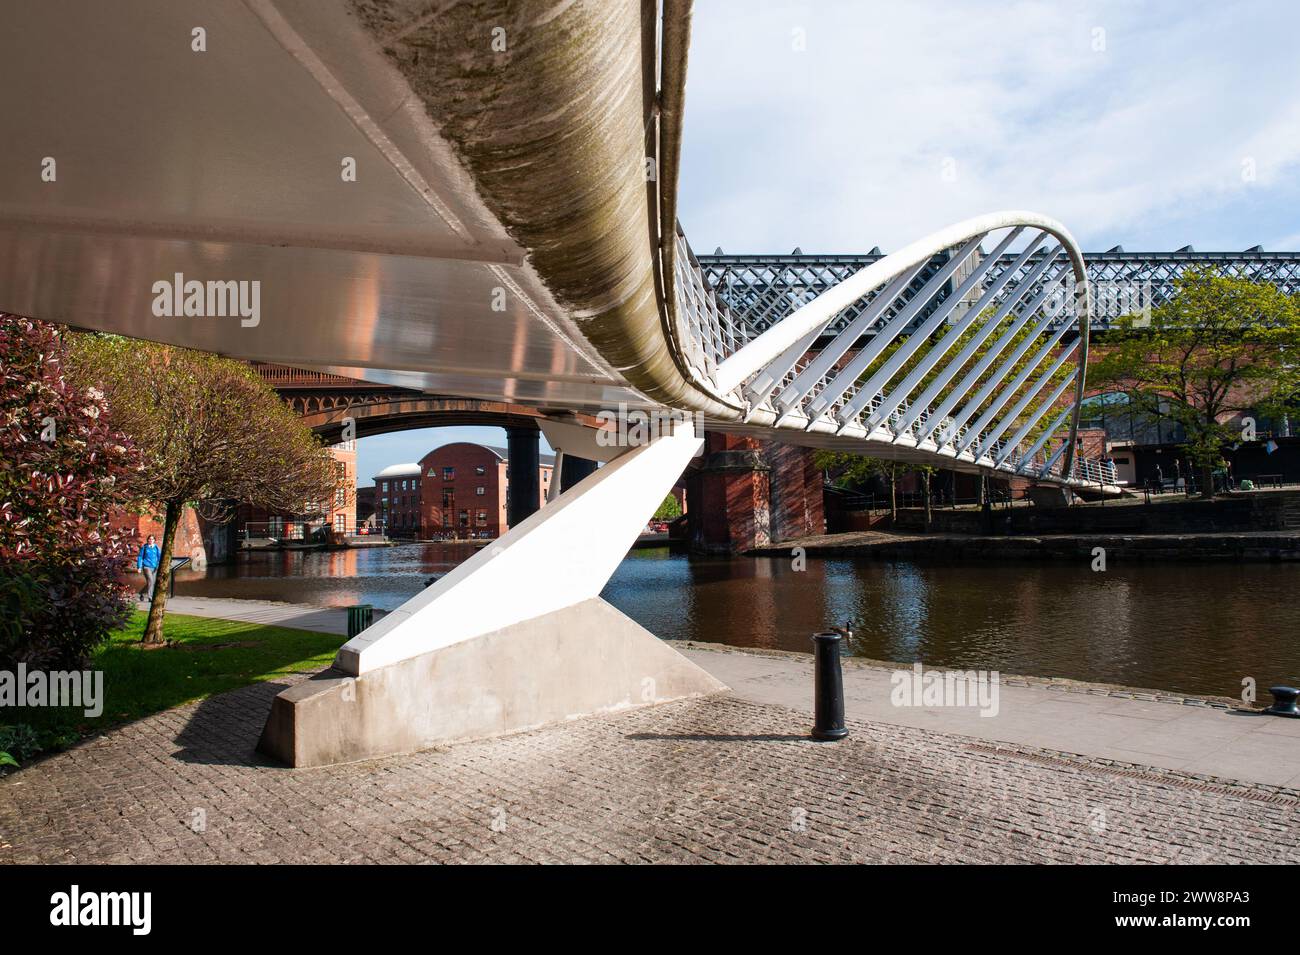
[{"x1": 173, "y1": 545, "x2": 1300, "y2": 699}]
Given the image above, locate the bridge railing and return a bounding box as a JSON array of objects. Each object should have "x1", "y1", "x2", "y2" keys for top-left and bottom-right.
[
  {"x1": 250, "y1": 363, "x2": 381, "y2": 389},
  {"x1": 241, "y1": 521, "x2": 390, "y2": 542},
  {"x1": 672, "y1": 231, "x2": 755, "y2": 387},
  {"x1": 669, "y1": 211, "x2": 1106, "y2": 490}
]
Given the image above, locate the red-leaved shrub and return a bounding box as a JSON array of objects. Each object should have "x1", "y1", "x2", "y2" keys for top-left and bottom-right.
[{"x1": 0, "y1": 315, "x2": 142, "y2": 669}]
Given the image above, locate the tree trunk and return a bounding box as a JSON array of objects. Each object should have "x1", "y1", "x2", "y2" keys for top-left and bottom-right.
[
  {"x1": 923, "y1": 471, "x2": 932, "y2": 527},
  {"x1": 1200, "y1": 462, "x2": 1215, "y2": 500},
  {"x1": 142, "y1": 499, "x2": 181, "y2": 646}
]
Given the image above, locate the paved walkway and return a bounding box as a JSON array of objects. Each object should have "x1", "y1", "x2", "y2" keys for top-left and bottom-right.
[
  {"x1": 156, "y1": 597, "x2": 1300, "y2": 788},
  {"x1": 5, "y1": 597, "x2": 1293, "y2": 863},
  {"x1": 2, "y1": 686, "x2": 1295, "y2": 864},
  {"x1": 141, "y1": 596, "x2": 386, "y2": 636},
  {"x1": 678, "y1": 644, "x2": 1300, "y2": 788}
]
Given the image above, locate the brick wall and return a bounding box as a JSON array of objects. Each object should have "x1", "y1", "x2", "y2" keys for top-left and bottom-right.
[
  {"x1": 418, "y1": 443, "x2": 508, "y2": 538},
  {"x1": 688, "y1": 433, "x2": 825, "y2": 554}
]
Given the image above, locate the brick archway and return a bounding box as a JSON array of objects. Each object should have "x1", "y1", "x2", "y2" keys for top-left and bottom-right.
[{"x1": 254, "y1": 363, "x2": 586, "y2": 440}]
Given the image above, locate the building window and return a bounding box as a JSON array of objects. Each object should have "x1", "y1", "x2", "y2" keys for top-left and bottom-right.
[
  {"x1": 476, "y1": 510, "x2": 487, "y2": 526},
  {"x1": 444, "y1": 467, "x2": 455, "y2": 481},
  {"x1": 475, "y1": 465, "x2": 485, "y2": 476},
  {"x1": 476, "y1": 486, "x2": 485, "y2": 496},
  {"x1": 458, "y1": 509, "x2": 469, "y2": 525}
]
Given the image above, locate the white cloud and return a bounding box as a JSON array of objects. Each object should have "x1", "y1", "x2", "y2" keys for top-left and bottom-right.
[{"x1": 679, "y1": 0, "x2": 1300, "y2": 252}]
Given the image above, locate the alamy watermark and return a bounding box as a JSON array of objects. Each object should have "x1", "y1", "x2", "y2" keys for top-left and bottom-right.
[
  {"x1": 1043, "y1": 278, "x2": 1154, "y2": 327},
  {"x1": 0, "y1": 665, "x2": 103, "y2": 717},
  {"x1": 151, "y1": 273, "x2": 260, "y2": 327},
  {"x1": 50, "y1": 885, "x2": 151, "y2": 935},
  {"x1": 594, "y1": 403, "x2": 704, "y2": 453},
  {"x1": 890, "y1": 662, "x2": 1000, "y2": 718}
]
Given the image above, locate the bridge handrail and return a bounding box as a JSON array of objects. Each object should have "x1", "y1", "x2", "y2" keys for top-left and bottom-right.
[{"x1": 667, "y1": 211, "x2": 1096, "y2": 489}]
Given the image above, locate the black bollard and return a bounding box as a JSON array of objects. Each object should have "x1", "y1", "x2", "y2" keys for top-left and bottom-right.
[
  {"x1": 811, "y1": 630, "x2": 849, "y2": 741},
  {"x1": 1266, "y1": 686, "x2": 1299, "y2": 717}
]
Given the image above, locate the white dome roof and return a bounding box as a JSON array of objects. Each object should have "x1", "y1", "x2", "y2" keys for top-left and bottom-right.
[{"x1": 372, "y1": 462, "x2": 422, "y2": 480}]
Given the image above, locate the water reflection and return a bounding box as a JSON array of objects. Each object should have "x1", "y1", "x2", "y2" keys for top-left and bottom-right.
[{"x1": 173, "y1": 544, "x2": 1300, "y2": 697}]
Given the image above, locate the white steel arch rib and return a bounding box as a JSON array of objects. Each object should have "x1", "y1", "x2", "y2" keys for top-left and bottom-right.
[{"x1": 668, "y1": 211, "x2": 1117, "y2": 490}]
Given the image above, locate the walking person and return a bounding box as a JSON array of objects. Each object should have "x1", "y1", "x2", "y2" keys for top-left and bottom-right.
[{"x1": 137, "y1": 534, "x2": 161, "y2": 601}]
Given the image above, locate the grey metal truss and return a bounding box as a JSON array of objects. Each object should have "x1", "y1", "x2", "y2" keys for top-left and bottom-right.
[{"x1": 699, "y1": 248, "x2": 1300, "y2": 336}]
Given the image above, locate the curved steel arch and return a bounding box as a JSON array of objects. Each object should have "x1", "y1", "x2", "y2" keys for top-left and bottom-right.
[{"x1": 665, "y1": 212, "x2": 1112, "y2": 489}]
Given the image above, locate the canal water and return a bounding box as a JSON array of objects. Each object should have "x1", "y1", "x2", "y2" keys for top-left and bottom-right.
[{"x1": 173, "y1": 544, "x2": 1300, "y2": 699}]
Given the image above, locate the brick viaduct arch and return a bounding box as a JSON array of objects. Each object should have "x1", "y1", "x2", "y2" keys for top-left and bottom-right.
[{"x1": 255, "y1": 363, "x2": 825, "y2": 552}]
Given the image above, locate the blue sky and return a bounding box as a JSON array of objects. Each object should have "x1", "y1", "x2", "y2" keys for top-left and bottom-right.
[{"x1": 358, "y1": 0, "x2": 1300, "y2": 482}]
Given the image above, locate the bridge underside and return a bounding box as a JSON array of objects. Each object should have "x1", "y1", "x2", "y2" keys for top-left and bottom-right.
[
  {"x1": 0, "y1": 0, "x2": 658, "y2": 416},
  {"x1": 0, "y1": 1, "x2": 1114, "y2": 764}
]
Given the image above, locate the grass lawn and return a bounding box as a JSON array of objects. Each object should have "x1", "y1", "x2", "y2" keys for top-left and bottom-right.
[{"x1": 0, "y1": 611, "x2": 342, "y2": 762}]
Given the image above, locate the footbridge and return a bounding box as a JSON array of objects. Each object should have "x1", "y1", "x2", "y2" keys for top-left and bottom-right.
[{"x1": 0, "y1": 0, "x2": 1112, "y2": 764}]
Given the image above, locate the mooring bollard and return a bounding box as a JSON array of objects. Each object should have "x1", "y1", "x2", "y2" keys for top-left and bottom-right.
[
  {"x1": 1266, "y1": 685, "x2": 1299, "y2": 717},
  {"x1": 811, "y1": 630, "x2": 849, "y2": 741},
  {"x1": 346, "y1": 604, "x2": 373, "y2": 639}
]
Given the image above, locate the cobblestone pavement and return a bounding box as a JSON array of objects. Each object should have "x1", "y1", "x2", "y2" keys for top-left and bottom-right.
[{"x1": 2, "y1": 681, "x2": 1297, "y2": 863}]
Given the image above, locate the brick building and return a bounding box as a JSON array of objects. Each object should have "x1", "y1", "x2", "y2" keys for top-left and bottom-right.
[
  {"x1": 370, "y1": 442, "x2": 555, "y2": 540},
  {"x1": 238, "y1": 440, "x2": 357, "y2": 539},
  {"x1": 129, "y1": 440, "x2": 356, "y2": 560},
  {"x1": 372, "y1": 462, "x2": 423, "y2": 535},
  {"x1": 115, "y1": 505, "x2": 226, "y2": 574},
  {"x1": 418, "y1": 443, "x2": 506, "y2": 539}
]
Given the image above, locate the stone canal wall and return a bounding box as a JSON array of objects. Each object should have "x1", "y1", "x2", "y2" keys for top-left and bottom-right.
[
  {"x1": 891, "y1": 490, "x2": 1300, "y2": 536},
  {"x1": 753, "y1": 529, "x2": 1300, "y2": 562}
]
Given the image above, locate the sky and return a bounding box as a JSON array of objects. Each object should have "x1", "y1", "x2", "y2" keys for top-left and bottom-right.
[
  {"x1": 358, "y1": 0, "x2": 1300, "y2": 482},
  {"x1": 681, "y1": 0, "x2": 1300, "y2": 254}
]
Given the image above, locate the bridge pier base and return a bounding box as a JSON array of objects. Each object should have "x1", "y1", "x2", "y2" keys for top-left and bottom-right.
[
  {"x1": 258, "y1": 422, "x2": 722, "y2": 767},
  {"x1": 687, "y1": 433, "x2": 824, "y2": 555},
  {"x1": 1026, "y1": 484, "x2": 1075, "y2": 508},
  {"x1": 258, "y1": 597, "x2": 720, "y2": 768}
]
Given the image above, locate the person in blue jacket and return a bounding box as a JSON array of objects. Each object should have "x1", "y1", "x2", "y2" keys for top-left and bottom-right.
[{"x1": 137, "y1": 534, "x2": 161, "y2": 600}]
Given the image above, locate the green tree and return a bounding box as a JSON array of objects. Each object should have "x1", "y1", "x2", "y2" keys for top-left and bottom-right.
[
  {"x1": 1093, "y1": 269, "x2": 1300, "y2": 497},
  {"x1": 653, "y1": 493, "x2": 682, "y2": 521},
  {"x1": 68, "y1": 337, "x2": 340, "y2": 645},
  {"x1": 815, "y1": 451, "x2": 913, "y2": 521},
  {"x1": 812, "y1": 286, "x2": 1080, "y2": 519}
]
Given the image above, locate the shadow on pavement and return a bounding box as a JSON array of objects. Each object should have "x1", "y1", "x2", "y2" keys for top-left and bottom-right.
[{"x1": 172, "y1": 680, "x2": 289, "y2": 768}]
